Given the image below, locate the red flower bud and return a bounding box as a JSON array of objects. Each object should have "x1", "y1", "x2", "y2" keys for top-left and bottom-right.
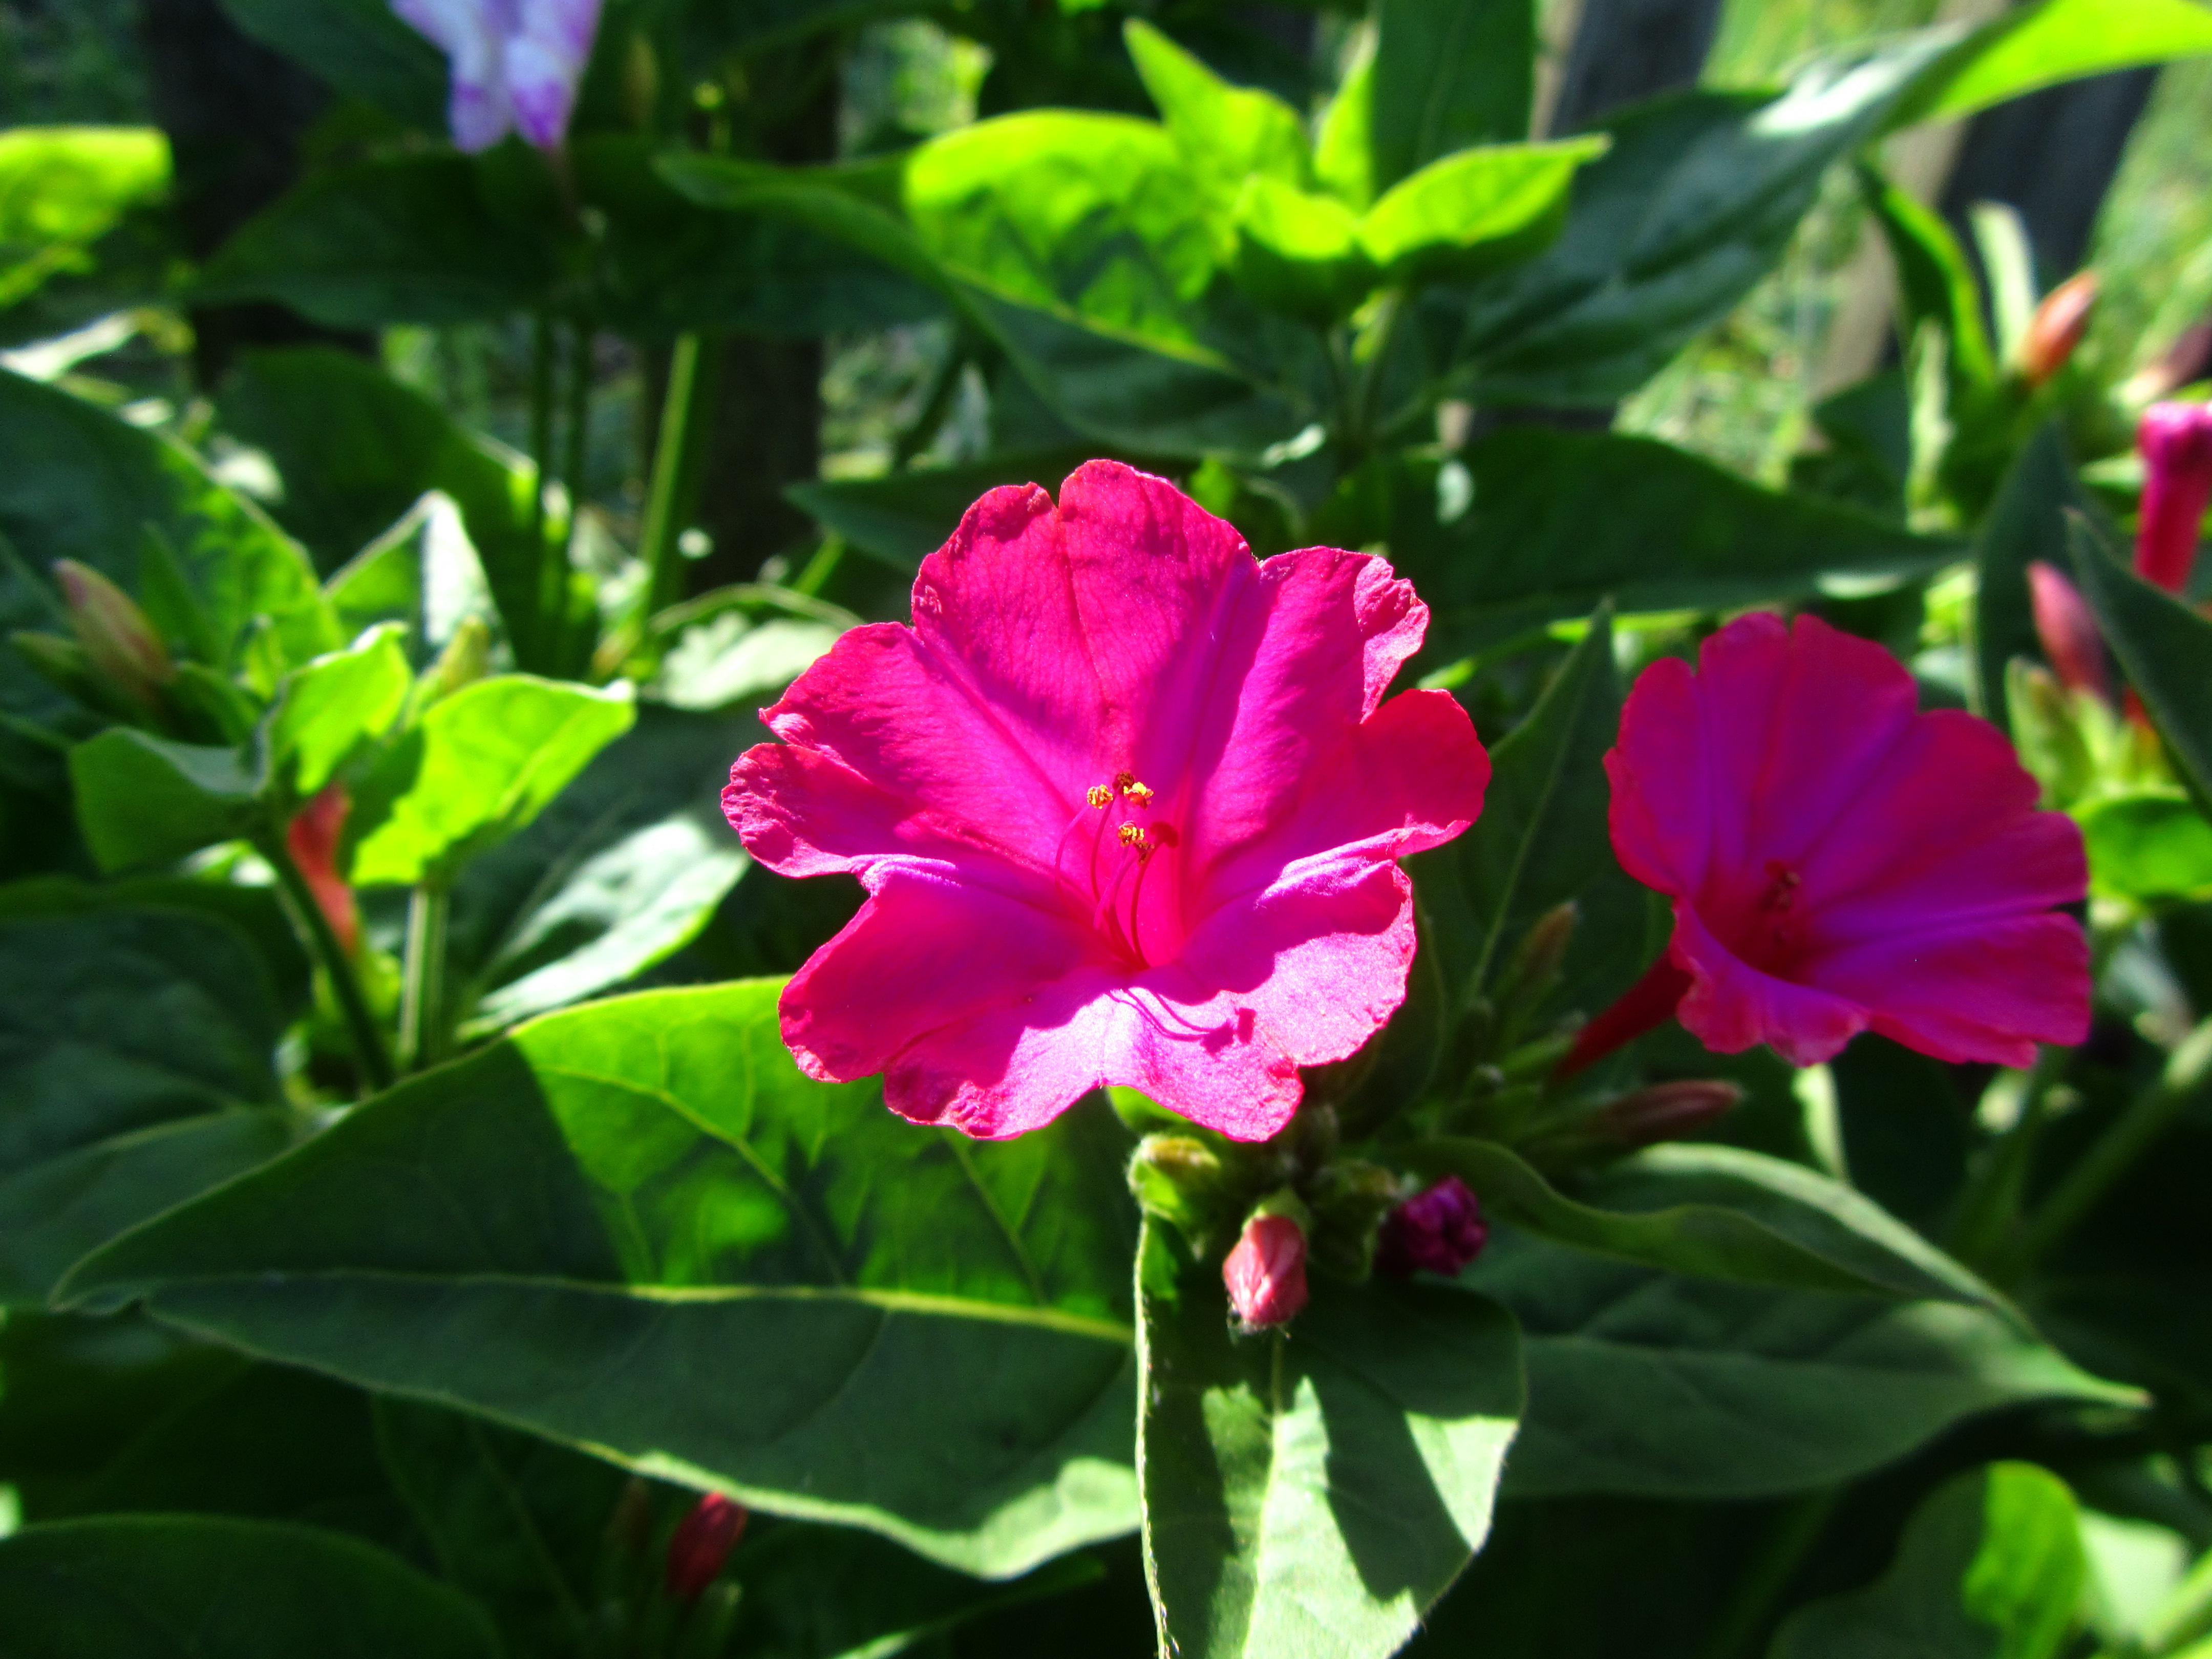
[
  {"x1": 2134, "y1": 401, "x2": 2212, "y2": 593},
  {"x1": 2017, "y1": 271, "x2": 2097, "y2": 388},
  {"x1": 1556, "y1": 955, "x2": 1694, "y2": 1078},
  {"x1": 1375, "y1": 1176, "x2": 1487, "y2": 1278},
  {"x1": 54, "y1": 559, "x2": 172, "y2": 713},
  {"x1": 285, "y1": 783, "x2": 359, "y2": 956},
  {"x1": 665, "y1": 1492, "x2": 746, "y2": 1601},
  {"x1": 1223, "y1": 1213, "x2": 1307, "y2": 1330},
  {"x1": 2025, "y1": 561, "x2": 2111, "y2": 704},
  {"x1": 1597, "y1": 1079, "x2": 1746, "y2": 1148}
]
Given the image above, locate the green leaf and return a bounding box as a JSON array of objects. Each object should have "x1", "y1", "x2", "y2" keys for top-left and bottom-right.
[
  {"x1": 0, "y1": 369, "x2": 337, "y2": 720},
  {"x1": 1405, "y1": 1139, "x2": 2013, "y2": 1311},
  {"x1": 61, "y1": 981, "x2": 1144, "y2": 1578},
  {"x1": 217, "y1": 347, "x2": 538, "y2": 623},
  {"x1": 1231, "y1": 179, "x2": 1378, "y2": 324},
  {"x1": 786, "y1": 448, "x2": 1102, "y2": 571},
  {"x1": 0, "y1": 126, "x2": 170, "y2": 308},
  {"x1": 1410, "y1": 605, "x2": 1619, "y2": 1009},
  {"x1": 1860, "y1": 160, "x2": 1997, "y2": 392},
  {"x1": 68, "y1": 729, "x2": 263, "y2": 874},
  {"x1": 325, "y1": 492, "x2": 509, "y2": 671},
  {"x1": 1369, "y1": 0, "x2": 1536, "y2": 193},
  {"x1": 2079, "y1": 792, "x2": 2212, "y2": 903},
  {"x1": 344, "y1": 675, "x2": 635, "y2": 887},
  {"x1": 1902, "y1": 0, "x2": 2212, "y2": 127},
  {"x1": 0, "y1": 1515, "x2": 500, "y2": 1658},
  {"x1": 1389, "y1": 432, "x2": 1958, "y2": 660},
  {"x1": 194, "y1": 154, "x2": 556, "y2": 327},
  {"x1": 1360, "y1": 138, "x2": 1603, "y2": 285},
  {"x1": 1125, "y1": 20, "x2": 1310, "y2": 192},
  {"x1": 1470, "y1": 1230, "x2": 2134, "y2": 1499},
  {"x1": 2069, "y1": 514, "x2": 2212, "y2": 814},
  {"x1": 216, "y1": 0, "x2": 448, "y2": 129},
  {"x1": 1772, "y1": 1463, "x2": 2087, "y2": 1659},
  {"x1": 446, "y1": 705, "x2": 754, "y2": 1035},
  {"x1": 1315, "y1": 49, "x2": 1376, "y2": 209},
  {"x1": 1137, "y1": 1221, "x2": 1522, "y2": 1659},
  {"x1": 0, "y1": 906, "x2": 285, "y2": 1304},
  {"x1": 265, "y1": 624, "x2": 411, "y2": 802},
  {"x1": 1973, "y1": 423, "x2": 2099, "y2": 729}
]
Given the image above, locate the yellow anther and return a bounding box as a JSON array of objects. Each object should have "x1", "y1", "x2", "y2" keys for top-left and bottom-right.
[
  {"x1": 1117, "y1": 822, "x2": 1147, "y2": 848},
  {"x1": 1122, "y1": 780, "x2": 1155, "y2": 808},
  {"x1": 1086, "y1": 784, "x2": 1113, "y2": 809}
]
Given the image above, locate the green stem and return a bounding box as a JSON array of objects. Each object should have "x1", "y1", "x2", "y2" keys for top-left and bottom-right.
[
  {"x1": 525, "y1": 311, "x2": 557, "y2": 669},
  {"x1": 540, "y1": 321, "x2": 592, "y2": 676},
  {"x1": 2003, "y1": 1018, "x2": 2212, "y2": 1277},
  {"x1": 1696, "y1": 1490, "x2": 1840, "y2": 1659},
  {"x1": 398, "y1": 882, "x2": 451, "y2": 1075},
  {"x1": 259, "y1": 828, "x2": 394, "y2": 1095},
  {"x1": 1947, "y1": 1044, "x2": 2066, "y2": 1272},
  {"x1": 635, "y1": 331, "x2": 722, "y2": 624}
]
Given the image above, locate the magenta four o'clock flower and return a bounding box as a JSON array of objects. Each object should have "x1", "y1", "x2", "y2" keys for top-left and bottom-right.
[
  {"x1": 724, "y1": 461, "x2": 1490, "y2": 1142},
  {"x1": 2135, "y1": 401, "x2": 2212, "y2": 594},
  {"x1": 391, "y1": 0, "x2": 604, "y2": 153},
  {"x1": 1586, "y1": 612, "x2": 2090, "y2": 1072}
]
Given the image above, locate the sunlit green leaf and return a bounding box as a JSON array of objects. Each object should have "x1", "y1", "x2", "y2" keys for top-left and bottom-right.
[
  {"x1": 68, "y1": 730, "x2": 262, "y2": 874},
  {"x1": 2079, "y1": 792, "x2": 2212, "y2": 903},
  {"x1": 265, "y1": 624, "x2": 411, "y2": 802},
  {"x1": 1125, "y1": 20, "x2": 1309, "y2": 192},
  {"x1": 2069, "y1": 514, "x2": 2212, "y2": 815},
  {"x1": 0, "y1": 126, "x2": 169, "y2": 308},
  {"x1": 1900, "y1": 0, "x2": 2212, "y2": 127}
]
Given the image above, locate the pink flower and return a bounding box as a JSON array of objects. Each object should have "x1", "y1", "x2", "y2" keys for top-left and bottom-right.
[
  {"x1": 390, "y1": 0, "x2": 603, "y2": 152},
  {"x1": 724, "y1": 461, "x2": 1487, "y2": 1141},
  {"x1": 664, "y1": 1493, "x2": 746, "y2": 1601},
  {"x1": 2134, "y1": 401, "x2": 2212, "y2": 593},
  {"x1": 1599, "y1": 612, "x2": 2088, "y2": 1070},
  {"x1": 1223, "y1": 1213, "x2": 1307, "y2": 1329},
  {"x1": 2026, "y1": 561, "x2": 2112, "y2": 703},
  {"x1": 1375, "y1": 1176, "x2": 1487, "y2": 1278},
  {"x1": 286, "y1": 783, "x2": 360, "y2": 956}
]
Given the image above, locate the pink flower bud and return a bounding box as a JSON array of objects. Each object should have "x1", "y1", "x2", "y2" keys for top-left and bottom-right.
[
  {"x1": 2134, "y1": 401, "x2": 2212, "y2": 593},
  {"x1": 2124, "y1": 320, "x2": 2212, "y2": 407},
  {"x1": 285, "y1": 783, "x2": 359, "y2": 955},
  {"x1": 1375, "y1": 1176, "x2": 1487, "y2": 1278},
  {"x1": 54, "y1": 559, "x2": 172, "y2": 712},
  {"x1": 2026, "y1": 561, "x2": 2111, "y2": 704},
  {"x1": 1597, "y1": 1079, "x2": 1746, "y2": 1148},
  {"x1": 1223, "y1": 1213, "x2": 1307, "y2": 1330},
  {"x1": 2017, "y1": 271, "x2": 2097, "y2": 388},
  {"x1": 665, "y1": 1492, "x2": 746, "y2": 1602},
  {"x1": 1556, "y1": 955, "x2": 1693, "y2": 1078}
]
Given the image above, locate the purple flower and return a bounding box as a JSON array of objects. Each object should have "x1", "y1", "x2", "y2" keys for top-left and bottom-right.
[
  {"x1": 1375, "y1": 1176, "x2": 1487, "y2": 1278},
  {"x1": 2136, "y1": 401, "x2": 2212, "y2": 594},
  {"x1": 391, "y1": 0, "x2": 603, "y2": 152}
]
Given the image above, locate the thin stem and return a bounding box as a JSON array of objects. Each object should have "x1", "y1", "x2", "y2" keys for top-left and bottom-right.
[
  {"x1": 525, "y1": 311, "x2": 557, "y2": 669},
  {"x1": 635, "y1": 331, "x2": 722, "y2": 624},
  {"x1": 258, "y1": 829, "x2": 395, "y2": 1095},
  {"x1": 398, "y1": 883, "x2": 452, "y2": 1075},
  {"x1": 1947, "y1": 1045, "x2": 2066, "y2": 1272},
  {"x1": 891, "y1": 330, "x2": 969, "y2": 469},
  {"x1": 540, "y1": 321, "x2": 592, "y2": 676},
  {"x1": 1696, "y1": 1490, "x2": 1840, "y2": 1659},
  {"x1": 2003, "y1": 1018, "x2": 2212, "y2": 1277}
]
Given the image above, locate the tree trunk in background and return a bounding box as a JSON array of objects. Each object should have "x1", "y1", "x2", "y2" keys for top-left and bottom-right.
[
  {"x1": 1939, "y1": 68, "x2": 2160, "y2": 287},
  {"x1": 136, "y1": 0, "x2": 363, "y2": 387},
  {"x1": 1540, "y1": 0, "x2": 1724, "y2": 137},
  {"x1": 687, "y1": 39, "x2": 838, "y2": 594}
]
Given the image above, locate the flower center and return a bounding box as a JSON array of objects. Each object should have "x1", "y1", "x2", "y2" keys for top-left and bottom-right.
[
  {"x1": 1743, "y1": 858, "x2": 1807, "y2": 970},
  {"x1": 1054, "y1": 772, "x2": 1179, "y2": 969}
]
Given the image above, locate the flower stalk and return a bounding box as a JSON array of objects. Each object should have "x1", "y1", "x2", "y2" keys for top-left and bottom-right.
[
  {"x1": 258, "y1": 825, "x2": 395, "y2": 1095},
  {"x1": 398, "y1": 883, "x2": 453, "y2": 1075}
]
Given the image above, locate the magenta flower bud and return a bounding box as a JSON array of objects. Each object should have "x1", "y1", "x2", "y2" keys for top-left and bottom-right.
[
  {"x1": 1597, "y1": 1079, "x2": 1746, "y2": 1149},
  {"x1": 2134, "y1": 401, "x2": 2212, "y2": 593},
  {"x1": 1375, "y1": 1176, "x2": 1487, "y2": 1278},
  {"x1": 2016, "y1": 271, "x2": 2097, "y2": 389},
  {"x1": 54, "y1": 559, "x2": 172, "y2": 712},
  {"x1": 664, "y1": 1492, "x2": 746, "y2": 1602},
  {"x1": 2025, "y1": 561, "x2": 2111, "y2": 704},
  {"x1": 1223, "y1": 1213, "x2": 1307, "y2": 1330}
]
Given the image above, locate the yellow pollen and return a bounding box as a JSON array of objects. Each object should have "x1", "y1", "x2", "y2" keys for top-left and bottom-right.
[
  {"x1": 1122, "y1": 780, "x2": 1155, "y2": 807},
  {"x1": 1086, "y1": 784, "x2": 1113, "y2": 809},
  {"x1": 1117, "y1": 822, "x2": 1147, "y2": 848}
]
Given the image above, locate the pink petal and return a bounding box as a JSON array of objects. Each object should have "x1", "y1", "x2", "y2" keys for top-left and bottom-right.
[
  {"x1": 1820, "y1": 912, "x2": 2092, "y2": 1065},
  {"x1": 1669, "y1": 901, "x2": 1870, "y2": 1067},
  {"x1": 1606, "y1": 655, "x2": 1709, "y2": 895},
  {"x1": 505, "y1": 0, "x2": 602, "y2": 149}
]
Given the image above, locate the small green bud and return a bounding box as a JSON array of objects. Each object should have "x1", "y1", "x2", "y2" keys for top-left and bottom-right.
[
  {"x1": 1306, "y1": 1158, "x2": 1404, "y2": 1281},
  {"x1": 54, "y1": 560, "x2": 173, "y2": 713},
  {"x1": 412, "y1": 614, "x2": 492, "y2": 713},
  {"x1": 1129, "y1": 1133, "x2": 1242, "y2": 1255}
]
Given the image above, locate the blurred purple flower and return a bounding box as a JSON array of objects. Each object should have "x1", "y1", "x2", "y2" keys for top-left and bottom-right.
[
  {"x1": 1375, "y1": 1176, "x2": 1486, "y2": 1278},
  {"x1": 665, "y1": 1493, "x2": 746, "y2": 1601},
  {"x1": 391, "y1": 0, "x2": 603, "y2": 152},
  {"x1": 2135, "y1": 401, "x2": 2212, "y2": 593}
]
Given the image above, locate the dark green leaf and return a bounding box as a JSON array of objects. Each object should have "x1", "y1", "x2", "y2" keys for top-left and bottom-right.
[
  {"x1": 68, "y1": 729, "x2": 263, "y2": 874},
  {"x1": 0, "y1": 1516, "x2": 499, "y2": 1658},
  {"x1": 1369, "y1": 0, "x2": 1536, "y2": 193},
  {"x1": 1471, "y1": 1230, "x2": 2132, "y2": 1498},
  {"x1": 1406, "y1": 1139, "x2": 2011, "y2": 1310},
  {"x1": 1772, "y1": 1462, "x2": 2086, "y2": 1659},
  {"x1": 1411, "y1": 605, "x2": 1618, "y2": 1007},
  {"x1": 0, "y1": 905, "x2": 285, "y2": 1303},
  {"x1": 0, "y1": 127, "x2": 171, "y2": 309},
  {"x1": 785, "y1": 448, "x2": 1104, "y2": 571},
  {"x1": 344, "y1": 675, "x2": 635, "y2": 887},
  {"x1": 1972, "y1": 423, "x2": 2099, "y2": 728},
  {"x1": 2069, "y1": 514, "x2": 2212, "y2": 814},
  {"x1": 1391, "y1": 432, "x2": 1958, "y2": 660},
  {"x1": 0, "y1": 369, "x2": 336, "y2": 720},
  {"x1": 1137, "y1": 1221, "x2": 1521, "y2": 1659},
  {"x1": 216, "y1": 0, "x2": 448, "y2": 129},
  {"x1": 62, "y1": 982, "x2": 1143, "y2": 1577},
  {"x1": 1859, "y1": 159, "x2": 1996, "y2": 391},
  {"x1": 194, "y1": 154, "x2": 556, "y2": 327}
]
